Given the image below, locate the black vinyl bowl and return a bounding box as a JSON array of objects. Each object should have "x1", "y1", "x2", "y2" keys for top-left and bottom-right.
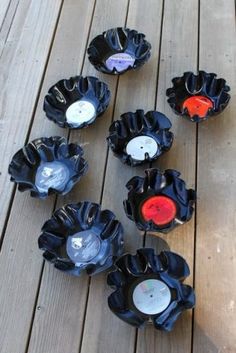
[
  {"x1": 107, "y1": 109, "x2": 173, "y2": 166},
  {"x1": 124, "y1": 169, "x2": 195, "y2": 233},
  {"x1": 107, "y1": 248, "x2": 195, "y2": 331},
  {"x1": 8, "y1": 136, "x2": 88, "y2": 198},
  {"x1": 166, "y1": 71, "x2": 230, "y2": 122},
  {"x1": 87, "y1": 27, "x2": 151, "y2": 75},
  {"x1": 38, "y1": 201, "x2": 124, "y2": 276},
  {"x1": 43, "y1": 76, "x2": 111, "y2": 129}
]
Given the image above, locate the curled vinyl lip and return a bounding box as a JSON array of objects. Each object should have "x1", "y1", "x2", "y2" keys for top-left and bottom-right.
[
  {"x1": 87, "y1": 27, "x2": 151, "y2": 75},
  {"x1": 166, "y1": 71, "x2": 230, "y2": 122},
  {"x1": 8, "y1": 136, "x2": 88, "y2": 198},
  {"x1": 107, "y1": 110, "x2": 173, "y2": 166},
  {"x1": 107, "y1": 248, "x2": 195, "y2": 331},
  {"x1": 124, "y1": 168, "x2": 196, "y2": 233},
  {"x1": 38, "y1": 201, "x2": 124, "y2": 276},
  {"x1": 43, "y1": 76, "x2": 111, "y2": 129}
]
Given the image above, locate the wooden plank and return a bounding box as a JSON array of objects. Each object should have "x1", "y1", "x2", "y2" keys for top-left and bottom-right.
[
  {"x1": 0, "y1": 0, "x2": 62, "y2": 241},
  {"x1": 0, "y1": 0, "x2": 11, "y2": 31},
  {"x1": 26, "y1": 1, "x2": 130, "y2": 353},
  {"x1": 4, "y1": 0, "x2": 30, "y2": 44},
  {"x1": 0, "y1": 0, "x2": 31, "y2": 74},
  {"x1": 0, "y1": 1, "x2": 95, "y2": 353},
  {"x1": 137, "y1": 0, "x2": 198, "y2": 352},
  {"x1": 193, "y1": 1, "x2": 236, "y2": 352},
  {"x1": 80, "y1": 2, "x2": 165, "y2": 353},
  {"x1": 0, "y1": 0, "x2": 19, "y2": 56}
]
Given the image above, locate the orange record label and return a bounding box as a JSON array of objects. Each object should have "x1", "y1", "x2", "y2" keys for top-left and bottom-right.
[
  {"x1": 183, "y1": 95, "x2": 213, "y2": 118},
  {"x1": 141, "y1": 196, "x2": 177, "y2": 226}
]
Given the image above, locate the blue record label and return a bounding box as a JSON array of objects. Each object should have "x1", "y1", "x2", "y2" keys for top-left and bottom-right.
[
  {"x1": 66, "y1": 230, "x2": 101, "y2": 265},
  {"x1": 35, "y1": 161, "x2": 69, "y2": 193}
]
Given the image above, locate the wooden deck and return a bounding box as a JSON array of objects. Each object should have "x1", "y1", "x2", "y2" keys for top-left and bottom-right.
[{"x1": 0, "y1": 1, "x2": 235, "y2": 352}]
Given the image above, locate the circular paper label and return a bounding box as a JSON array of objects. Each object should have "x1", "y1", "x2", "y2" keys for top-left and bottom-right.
[
  {"x1": 35, "y1": 161, "x2": 69, "y2": 193},
  {"x1": 105, "y1": 53, "x2": 135, "y2": 72},
  {"x1": 132, "y1": 279, "x2": 171, "y2": 315},
  {"x1": 141, "y1": 196, "x2": 177, "y2": 226},
  {"x1": 126, "y1": 135, "x2": 158, "y2": 161},
  {"x1": 183, "y1": 95, "x2": 213, "y2": 118},
  {"x1": 66, "y1": 230, "x2": 101, "y2": 264},
  {"x1": 66, "y1": 100, "x2": 96, "y2": 127}
]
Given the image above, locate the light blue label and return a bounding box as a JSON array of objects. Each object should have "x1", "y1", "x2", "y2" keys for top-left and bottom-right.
[
  {"x1": 35, "y1": 161, "x2": 69, "y2": 193},
  {"x1": 106, "y1": 53, "x2": 135, "y2": 72},
  {"x1": 66, "y1": 231, "x2": 101, "y2": 264}
]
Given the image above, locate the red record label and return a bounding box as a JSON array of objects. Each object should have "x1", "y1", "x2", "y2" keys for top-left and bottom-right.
[
  {"x1": 183, "y1": 95, "x2": 213, "y2": 118},
  {"x1": 141, "y1": 196, "x2": 177, "y2": 226}
]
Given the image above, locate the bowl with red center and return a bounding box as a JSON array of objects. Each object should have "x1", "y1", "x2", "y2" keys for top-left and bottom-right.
[
  {"x1": 124, "y1": 168, "x2": 196, "y2": 233},
  {"x1": 166, "y1": 71, "x2": 230, "y2": 122}
]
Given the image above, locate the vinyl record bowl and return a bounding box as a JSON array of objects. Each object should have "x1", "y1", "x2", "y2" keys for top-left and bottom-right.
[
  {"x1": 107, "y1": 109, "x2": 173, "y2": 166},
  {"x1": 8, "y1": 136, "x2": 88, "y2": 198},
  {"x1": 44, "y1": 76, "x2": 111, "y2": 129},
  {"x1": 38, "y1": 201, "x2": 124, "y2": 276},
  {"x1": 107, "y1": 248, "x2": 195, "y2": 331},
  {"x1": 124, "y1": 168, "x2": 196, "y2": 233},
  {"x1": 166, "y1": 71, "x2": 230, "y2": 122},
  {"x1": 87, "y1": 27, "x2": 151, "y2": 75}
]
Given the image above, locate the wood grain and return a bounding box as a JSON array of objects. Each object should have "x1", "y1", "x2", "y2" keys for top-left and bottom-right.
[
  {"x1": 0, "y1": 1, "x2": 235, "y2": 353},
  {"x1": 0, "y1": 0, "x2": 62, "y2": 241},
  {"x1": 0, "y1": 0, "x2": 19, "y2": 56},
  {"x1": 193, "y1": 1, "x2": 236, "y2": 352},
  {"x1": 0, "y1": 0, "x2": 31, "y2": 68},
  {"x1": 0, "y1": 0, "x2": 11, "y2": 32},
  {"x1": 80, "y1": 2, "x2": 165, "y2": 353},
  {"x1": 0, "y1": 1, "x2": 94, "y2": 353}
]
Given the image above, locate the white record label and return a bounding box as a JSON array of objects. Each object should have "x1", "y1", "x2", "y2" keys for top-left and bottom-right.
[
  {"x1": 126, "y1": 135, "x2": 158, "y2": 161},
  {"x1": 132, "y1": 279, "x2": 171, "y2": 315},
  {"x1": 35, "y1": 161, "x2": 69, "y2": 193},
  {"x1": 66, "y1": 100, "x2": 96, "y2": 127},
  {"x1": 106, "y1": 53, "x2": 135, "y2": 72},
  {"x1": 66, "y1": 230, "x2": 101, "y2": 265}
]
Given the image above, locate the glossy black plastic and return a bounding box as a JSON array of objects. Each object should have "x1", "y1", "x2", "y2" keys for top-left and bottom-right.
[
  {"x1": 166, "y1": 71, "x2": 230, "y2": 122},
  {"x1": 87, "y1": 28, "x2": 151, "y2": 75},
  {"x1": 43, "y1": 76, "x2": 111, "y2": 128},
  {"x1": 8, "y1": 136, "x2": 88, "y2": 198},
  {"x1": 107, "y1": 110, "x2": 173, "y2": 166},
  {"x1": 38, "y1": 201, "x2": 124, "y2": 276},
  {"x1": 124, "y1": 169, "x2": 195, "y2": 233},
  {"x1": 107, "y1": 248, "x2": 195, "y2": 331}
]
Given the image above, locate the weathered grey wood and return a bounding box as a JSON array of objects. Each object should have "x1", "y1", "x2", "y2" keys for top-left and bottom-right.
[
  {"x1": 193, "y1": 1, "x2": 236, "y2": 352},
  {"x1": 0, "y1": 0, "x2": 31, "y2": 69},
  {"x1": 26, "y1": 1, "x2": 130, "y2": 353},
  {"x1": 0, "y1": 0, "x2": 11, "y2": 32},
  {"x1": 0, "y1": 0, "x2": 62, "y2": 240},
  {"x1": 0, "y1": 0, "x2": 19, "y2": 56},
  {"x1": 0, "y1": 1, "x2": 94, "y2": 353},
  {"x1": 0, "y1": 1, "x2": 235, "y2": 353},
  {"x1": 80, "y1": 2, "x2": 165, "y2": 353}
]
